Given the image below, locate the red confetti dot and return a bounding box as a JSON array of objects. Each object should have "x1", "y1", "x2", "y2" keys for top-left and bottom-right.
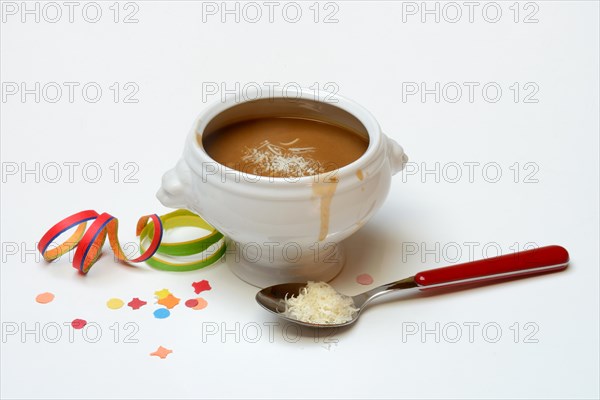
[
  {"x1": 192, "y1": 280, "x2": 211, "y2": 294},
  {"x1": 71, "y1": 319, "x2": 87, "y2": 329},
  {"x1": 185, "y1": 299, "x2": 199, "y2": 308}
]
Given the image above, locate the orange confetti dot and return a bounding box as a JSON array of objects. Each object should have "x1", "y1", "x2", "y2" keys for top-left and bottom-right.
[
  {"x1": 35, "y1": 292, "x2": 55, "y2": 304},
  {"x1": 157, "y1": 294, "x2": 180, "y2": 309},
  {"x1": 150, "y1": 346, "x2": 173, "y2": 359},
  {"x1": 192, "y1": 297, "x2": 208, "y2": 310}
]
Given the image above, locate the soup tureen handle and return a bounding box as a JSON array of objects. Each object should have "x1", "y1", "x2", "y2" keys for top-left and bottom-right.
[
  {"x1": 156, "y1": 159, "x2": 192, "y2": 209},
  {"x1": 385, "y1": 135, "x2": 408, "y2": 175}
]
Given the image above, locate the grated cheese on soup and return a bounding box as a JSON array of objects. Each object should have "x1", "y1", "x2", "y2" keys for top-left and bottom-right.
[
  {"x1": 282, "y1": 281, "x2": 358, "y2": 324},
  {"x1": 241, "y1": 139, "x2": 324, "y2": 178}
]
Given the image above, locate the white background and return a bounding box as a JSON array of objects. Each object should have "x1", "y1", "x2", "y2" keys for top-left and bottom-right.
[{"x1": 1, "y1": 1, "x2": 599, "y2": 399}]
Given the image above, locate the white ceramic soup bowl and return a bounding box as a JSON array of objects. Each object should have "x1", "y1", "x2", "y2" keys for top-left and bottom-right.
[{"x1": 157, "y1": 88, "x2": 407, "y2": 287}]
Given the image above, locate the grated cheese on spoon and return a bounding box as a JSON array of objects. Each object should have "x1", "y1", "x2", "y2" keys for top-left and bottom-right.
[{"x1": 282, "y1": 281, "x2": 359, "y2": 325}]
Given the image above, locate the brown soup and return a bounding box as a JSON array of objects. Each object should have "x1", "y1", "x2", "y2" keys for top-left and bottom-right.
[{"x1": 202, "y1": 117, "x2": 369, "y2": 178}]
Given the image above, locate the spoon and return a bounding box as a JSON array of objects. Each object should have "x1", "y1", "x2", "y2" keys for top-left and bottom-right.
[{"x1": 256, "y1": 245, "x2": 569, "y2": 328}]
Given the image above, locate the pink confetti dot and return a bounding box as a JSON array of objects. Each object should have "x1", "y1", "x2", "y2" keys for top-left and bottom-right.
[
  {"x1": 192, "y1": 298, "x2": 208, "y2": 310},
  {"x1": 71, "y1": 319, "x2": 87, "y2": 329},
  {"x1": 356, "y1": 273, "x2": 374, "y2": 285}
]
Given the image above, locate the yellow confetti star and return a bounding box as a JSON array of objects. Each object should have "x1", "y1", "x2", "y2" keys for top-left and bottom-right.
[
  {"x1": 150, "y1": 346, "x2": 173, "y2": 359},
  {"x1": 154, "y1": 289, "x2": 171, "y2": 300}
]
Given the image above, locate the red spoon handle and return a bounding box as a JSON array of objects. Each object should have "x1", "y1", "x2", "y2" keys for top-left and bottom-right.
[{"x1": 414, "y1": 245, "x2": 569, "y2": 289}]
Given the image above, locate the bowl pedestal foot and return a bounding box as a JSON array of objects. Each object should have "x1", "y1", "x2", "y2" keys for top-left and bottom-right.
[{"x1": 226, "y1": 239, "x2": 346, "y2": 288}]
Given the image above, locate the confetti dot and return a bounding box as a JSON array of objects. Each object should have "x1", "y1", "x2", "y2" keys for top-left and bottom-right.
[
  {"x1": 154, "y1": 289, "x2": 171, "y2": 300},
  {"x1": 106, "y1": 298, "x2": 124, "y2": 310},
  {"x1": 192, "y1": 298, "x2": 208, "y2": 310},
  {"x1": 127, "y1": 298, "x2": 147, "y2": 310},
  {"x1": 71, "y1": 319, "x2": 87, "y2": 329},
  {"x1": 157, "y1": 294, "x2": 180, "y2": 309},
  {"x1": 150, "y1": 346, "x2": 173, "y2": 359},
  {"x1": 185, "y1": 299, "x2": 198, "y2": 308},
  {"x1": 356, "y1": 273, "x2": 374, "y2": 285},
  {"x1": 192, "y1": 280, "x2": 211, "y2": 294},
  {"x1": 153, "y1": 308, "x2": 170, "y2": 319},
  {"x1": 35, "y1": 292, "x2": 55, "y2": 304}
]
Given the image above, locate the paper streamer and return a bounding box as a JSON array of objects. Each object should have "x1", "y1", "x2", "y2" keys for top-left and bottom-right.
[
  {"x1": 139, "y1": 209, "x2": 226, "y2": 272},
  {"x1": 38, "y1": 209, "x2": 225, "y2": 274}
]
